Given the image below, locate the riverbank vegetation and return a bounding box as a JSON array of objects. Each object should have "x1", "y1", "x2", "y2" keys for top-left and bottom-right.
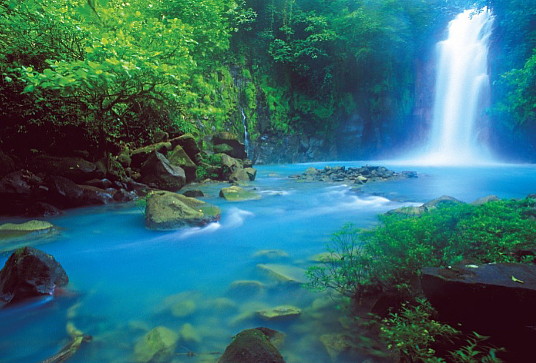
[
  {"x1": 307, "y1": 197, "x2": 536, "y2": 361},
  {"x1": 1, "y1": 0, "x2": 534, "y2": 162}
]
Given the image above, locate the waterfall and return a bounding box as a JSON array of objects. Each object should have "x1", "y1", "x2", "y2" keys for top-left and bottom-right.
[
  {"x1": 240, "y1": 107, "x2": 251, "y2": 158},
  {"x1": 410, "y1": 8, "x2": 495, "y2": 165}
]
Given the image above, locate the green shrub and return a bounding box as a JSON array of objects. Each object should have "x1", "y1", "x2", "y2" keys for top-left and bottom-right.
[{"x1": 307, "y1": 198, "x2": 536, "y2": 296}]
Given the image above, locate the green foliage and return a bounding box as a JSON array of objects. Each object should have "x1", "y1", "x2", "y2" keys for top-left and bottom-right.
[
  {"x1": 307, "y1": 199, "x2": 536, "y2": 296},
  {"x1": 380, "y1": 298, "x2": 458, "y2": 362},
  {"x1": 306, "y1": 223, "x2": 373, "y2": 298},
  {"x1": 380, "y1": 299, "x2": 503, "y2": 363}
]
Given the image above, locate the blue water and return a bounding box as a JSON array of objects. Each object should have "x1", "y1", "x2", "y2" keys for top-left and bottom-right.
[{"x1": 1, "y1": 162, "x2": 535, "y2": 363}]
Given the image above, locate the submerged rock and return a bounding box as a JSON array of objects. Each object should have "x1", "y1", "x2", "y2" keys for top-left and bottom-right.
[
  {"x1": 226, "y1": 280, "x2": 266, "y2": 299},
  {"x1": 253, "y1": 249, "x2": 290, "y2": 261},
  {"x1": 257, "y1": 305, "x2": 302, "y2": 320},
  {"x1": 319, "y1": 333, "x2": 353, "y2": 362},
  {"x1": 257, "y1": 264, "x2": 306, "y2": 284},
  {"x1": 145, "y1": 190, "x2": 221, "y2": 230},
  {"x1": 134, "y1": 326, "x2": 178, "y2": 363},
  {"x1": 218, "y1": 327, "x2": 285, "y2": 363},
  {"x1": 0, "y1": 246, "x2": 68, "y2": 303},
  {"x1": 219, "y1": 186, "x2": 261, "y2": 202},
  {"x1": 179, "y1": 323, "x2": 201, "y2": 343}
]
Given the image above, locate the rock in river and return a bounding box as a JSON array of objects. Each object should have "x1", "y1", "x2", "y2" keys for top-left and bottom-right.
[
  {"x1": 145, "y1": 190, "x2": 221, "y2": 230},
  {"x1": 134, "y1": 326, "x2": 178, "y2": 363},
  {"x1": 219, "y1": 186, "x2": 261, "y2": 202},
  {"x1": 0, "y1": 246, "x2": 68, "y2": 303},
  {"x1": 218, "y1": 327, "x2": 285, "y2": 363}
]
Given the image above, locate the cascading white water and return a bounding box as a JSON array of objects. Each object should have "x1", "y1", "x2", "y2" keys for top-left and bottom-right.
[
  {"x1": 240, "y1": 107, "x2": 251, "y2": 158},
  {"x1": 410, "y1": 8, "x2": 495, "y2": 165}
]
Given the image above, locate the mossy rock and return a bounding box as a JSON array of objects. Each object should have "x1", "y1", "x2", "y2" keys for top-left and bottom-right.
[
  {"x1": 0, "y1": 220, "x2": 59, "y2": 251},
  {"x1": 218, "y1": 328, "x2": 285, "y2": 363},
  {"x1": 145, "y1": 190, "x2": 221, "y2": 230},
  {"x1": 219, "y1": 186, "x2": 261, "y2": 202},
  {"x1": 134, "y1": 326, "x2": 178, "y2": 363}
]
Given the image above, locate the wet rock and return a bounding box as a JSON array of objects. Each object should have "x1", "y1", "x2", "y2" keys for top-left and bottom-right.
[
  {"x1": 166, "y1": 145, "x2": 197, "y2": 182},
  {"x1": 134, "y1": 326, "x2": 178, "y2": 363},
  {"x1": 219, "y1": 186, "x2": 261, "y2": 202},
  {"x1": 130, "y1": 142, "x2": 172, "y2": 168},
  {"x1": 24, "y1": 202, "x2": 62, "y2": 218},
  {"x1": 0, "y1": 246, "x2": 68, "y2": 303},
  {"x1": 33, "y1": 155, "x2": 104, "y2": 183},
  {"x1": 218, "y1": 327, "x2": 285, "y2": 363},
  {"x1": 145, "y1": 190, "x2": 221, "y2": 230},
  {"x1": 182, "y1": 189, "x2": 205, "y2": 198},
  {"x1": 48, "y1": 176, "x2": 113, "y2": 207},
  {"x1": 257, "y1": 305, "x2": 301, "y2": 320},
  {"x1": 257, "y1": 264, "x2": 306, "y2": 284},
  {"x1": 0, "y1": 220, "x2": 55, "y2": 235},
  {"x1": 290, "y1": 165, "x2": 416, "y2": 184},
  {"x1": 212, "y1": 132, "x2": 247, "y2": 160},
  {"x1": 0, "y1": 221, "x2": 60, "y2": 252},
  {"x1": 226, "y1": 280, "x2": 266, "y2": 299},
  {"x1": 140, "y1": 152, "x2": 186, "y2": 191}
]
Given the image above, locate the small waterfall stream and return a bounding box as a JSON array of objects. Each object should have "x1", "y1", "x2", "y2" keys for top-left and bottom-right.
[
  {"x1": 409, "y1": 8, "x2": 495, "y2": 165},
  {"x1": 240, "y1": 107, "x2": 251, "y2": 158}
]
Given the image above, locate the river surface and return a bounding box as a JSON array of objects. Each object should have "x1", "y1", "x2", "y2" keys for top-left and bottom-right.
[{"x1": 1, "y1": 161, "x2": 535, "y2": 363}]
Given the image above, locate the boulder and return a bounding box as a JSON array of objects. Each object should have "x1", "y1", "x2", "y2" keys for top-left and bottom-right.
[
  {"x1": 218, "y1": 327, "x2": 285, "y2": 363},
  {"x1": 48, "y1": 176, "x2": 113, "y2": 207},
  {"x1": 130, "y1": 142, "x2": 172, "y2": 168},
  {"x1": 212, "y1": 132, "x2": 247, "y2": 160},
  {"x1": 166, "y1": 145, "x2": 197, "y2": 182},
  {"x1": 169, "y1": 134, "x2": 201, "y2": 163},
  {"x1": 422, "y1": 263, "x2": 536, "y2": 329},
  {"x1": 229, "y1": 167, "x2": 257, "y2": 183},
  {"x1": 421, "y1": 195, "x2": 463, "y2": 212},
  {"x1": 219, "y1": 186, "x2": 261, "y2": 202},
  {"x1": 145, "y1": 190, "x2": 221, "y2": 230},
  {"x1": 0, "y1": 246, "x2": 68, "y2": 303},
  {"x1": 134, "y1": 326, "x2": 178, "y2": 363},
  {"x1": 471, "y1": 195, "x2": 500, "y2": 205},
  {"x1": 33, "y1": 155, "x2": 104, "y2": 183},
  {"x1": 140, "y1": 152, "x2": 186, "y2": 191},
  {"x1": 0, "y1": 169, "x2": 44, "y2": 196}
]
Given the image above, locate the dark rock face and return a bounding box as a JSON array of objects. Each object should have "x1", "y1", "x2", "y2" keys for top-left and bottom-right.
[
  {"x1": 48, "y1": 176, "x2": 113, "y2": 207},
  {"x1": 140, "y1": 152, "x2": 186, "y2": 191},
  {"x1": 0, "y1": 150, "x2": 16, "y2": 178},
  {"x1": 422, "y1": 263, "x2": 536, "y2": 361},
  {"x1": 255, "y1": 132, "x2": 335, "y2": 165},
  {"x1": 212, "y1": 132, "x2": 248, "y2": 160},
  {"x1": 32, "y1": 155, "x2": 104, "y2": 183},
  {"x1": 290, "y1": 165, "x2": 417, "y2": 184},
  {"x1": 218, "y1": 327, "x2": 285, "y2": 363},
  {"x1": 0, "y1": 247, "x2": 68, "y2": 303}
]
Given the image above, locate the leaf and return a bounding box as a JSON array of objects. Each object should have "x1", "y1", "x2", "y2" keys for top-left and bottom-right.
[{"x1": 511, "y1": 275, "x2": 524, "y2": 283}]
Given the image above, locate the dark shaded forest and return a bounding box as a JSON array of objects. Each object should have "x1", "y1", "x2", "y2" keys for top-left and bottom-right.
[{"x1": 0, "y1": 0, "x2": 534, "y2": 162}]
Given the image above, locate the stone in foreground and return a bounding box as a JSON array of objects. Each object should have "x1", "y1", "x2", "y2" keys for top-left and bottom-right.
[
  {"x1": 0, "y1": 246, "x2": 68, "y2": 303},
  {"x1": 218, "y1": 327, "x2": 285, "y2": 363},
  {"x1": 134, "y1": 326, "x2": 178, "y2": 363},
  {"x1": 145, "y1": 190, "x2": 221, "y2": 230}
]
